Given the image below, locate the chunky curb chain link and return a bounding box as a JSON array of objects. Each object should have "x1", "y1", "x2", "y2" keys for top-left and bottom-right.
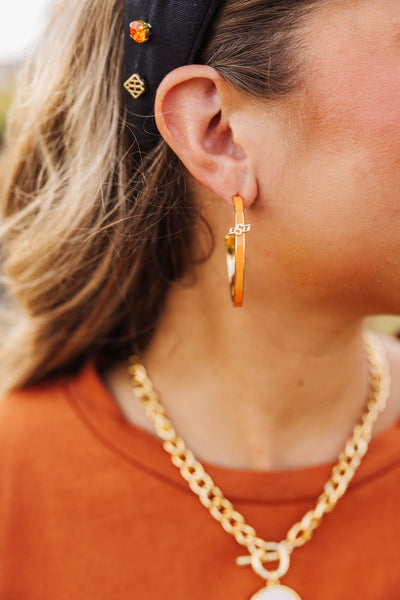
[{"x1": 128, "y1": 330, "x2": 390, "y2": 563}]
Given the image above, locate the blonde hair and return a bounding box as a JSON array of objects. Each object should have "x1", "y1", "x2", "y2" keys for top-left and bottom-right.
[{"x1": 0, "y1": 0, "x2": 322, "y2": 393}]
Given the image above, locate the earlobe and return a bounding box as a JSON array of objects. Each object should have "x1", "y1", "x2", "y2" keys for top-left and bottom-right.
[{"x1": 155, "y1": 65, "x2": 257, "y2": 207}]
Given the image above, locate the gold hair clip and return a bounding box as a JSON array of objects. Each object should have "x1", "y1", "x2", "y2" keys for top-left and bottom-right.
[{"x1": 123, "y1": 73, "x2": 146, "y2": 99}]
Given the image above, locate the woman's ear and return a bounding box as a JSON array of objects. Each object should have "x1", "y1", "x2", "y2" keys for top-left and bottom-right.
[{"x1": 155, "y1": 65, "x2": 258, "y2": 207}]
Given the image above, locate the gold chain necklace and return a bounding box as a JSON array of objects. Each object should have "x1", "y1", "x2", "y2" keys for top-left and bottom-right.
[{"x1": 127, "y1": 330, "x2": 390, "y2": 600}]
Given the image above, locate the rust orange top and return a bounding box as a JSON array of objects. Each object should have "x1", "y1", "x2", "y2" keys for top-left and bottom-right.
[{"x1": 0, "y1": 362, "x2": 399, "y2": 599}]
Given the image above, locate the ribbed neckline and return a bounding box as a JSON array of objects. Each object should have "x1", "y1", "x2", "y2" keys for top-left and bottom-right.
[{"x1": 63, "y1": 362, "x2": 400, "y2": 505}]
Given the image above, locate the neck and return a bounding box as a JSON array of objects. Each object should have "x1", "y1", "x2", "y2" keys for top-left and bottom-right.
[
  {"x1": 139, "y1": 269, "x2": 374, "y2": 470},
  {"x1": 105, "y1": 226, "x2": 399, "y2": 471}
]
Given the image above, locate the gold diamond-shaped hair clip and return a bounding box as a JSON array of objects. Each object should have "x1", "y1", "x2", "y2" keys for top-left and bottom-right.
[{"x1": 124, "y1": 73, "x2": 146, "y2": 100}]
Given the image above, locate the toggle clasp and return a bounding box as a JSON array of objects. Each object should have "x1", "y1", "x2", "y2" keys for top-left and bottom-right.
[{"x1": 236, "y1": 542, "x2": 291, "y2": 583}]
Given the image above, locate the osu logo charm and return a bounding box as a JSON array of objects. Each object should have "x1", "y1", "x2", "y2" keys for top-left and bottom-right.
[{"x1": 229, "y1": 223, "x2": 251, "y2": 236}]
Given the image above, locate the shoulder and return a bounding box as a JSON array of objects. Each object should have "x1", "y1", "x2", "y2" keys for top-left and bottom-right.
[
  {"x1": 0, "y1": 375, "x2": 74, "y2": 453},
  {"x1": 0, "y1": 366, "x2": 105, "y2": 517},
  {"x1": 0, "y1": 377, "x2": 74, "y2": 523},
  {"x1": 0, "y1": 367, "x2": 94, "y2": 485}
]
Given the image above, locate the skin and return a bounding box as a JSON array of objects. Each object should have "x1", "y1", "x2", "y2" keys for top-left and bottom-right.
[{"x1": 105, "y1": 0, "x2": 400, "y2": 470}]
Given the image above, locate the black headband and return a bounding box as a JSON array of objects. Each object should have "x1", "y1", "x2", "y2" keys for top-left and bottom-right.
[{"x1": 124, "y1": 0, "x2": 223, "y2": 149}]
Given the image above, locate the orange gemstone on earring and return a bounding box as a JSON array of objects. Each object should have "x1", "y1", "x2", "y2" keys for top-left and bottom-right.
[{"x1": 129, "y1": 20, "x2": 151, "y2": 43}]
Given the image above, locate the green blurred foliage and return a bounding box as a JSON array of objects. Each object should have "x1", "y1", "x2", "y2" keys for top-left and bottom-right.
[{"x1": 0, "y1": 86, "x2": 13, "y2": 144}]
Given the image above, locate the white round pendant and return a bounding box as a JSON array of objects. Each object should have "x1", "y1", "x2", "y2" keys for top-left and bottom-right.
[{"x1": 250, "y1": 585, "x2": 302, "y2": 600}]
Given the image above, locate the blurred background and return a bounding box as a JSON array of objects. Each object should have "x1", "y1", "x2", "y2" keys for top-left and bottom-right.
[
  {"x1": 0, "y1": 0, "x2": 50, "y2": 143},
  {"x1": 1, "y1": 2, "x2": 400, "y2": 335}
]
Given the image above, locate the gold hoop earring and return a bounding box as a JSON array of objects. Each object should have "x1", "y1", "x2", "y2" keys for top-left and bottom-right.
[{"x1": 225, "y1": 195, "x2": 251, "y2": 307}]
